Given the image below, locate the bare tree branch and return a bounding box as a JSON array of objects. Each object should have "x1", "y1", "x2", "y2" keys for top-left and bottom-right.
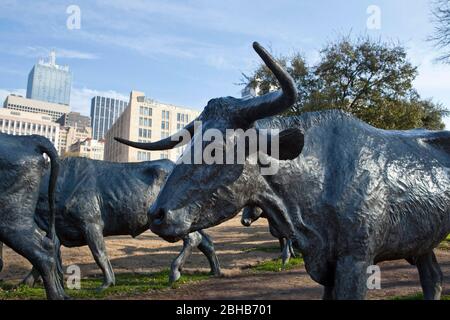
[{"x1": 429, "y1": 0, "x2": 450, "y2": 63}]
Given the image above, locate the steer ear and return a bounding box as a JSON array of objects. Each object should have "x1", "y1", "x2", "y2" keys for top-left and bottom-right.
[{"x1": 268, "y1": 128, "x2": 304, "y2": 160}]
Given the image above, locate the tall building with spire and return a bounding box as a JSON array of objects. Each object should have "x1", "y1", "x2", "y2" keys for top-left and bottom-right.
[{"x1": 26, "y1": 51, "x2": 72, "y2": 106}]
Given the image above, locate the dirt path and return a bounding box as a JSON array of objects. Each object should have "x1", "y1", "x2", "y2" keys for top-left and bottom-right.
[
  {"x1": 1, "y1": 216, "x2": 449, "y2": 300},
  {"x1": 128, "y1": 250, "x2": 450, "y2": 300},
  {"x1": 0, "y1": 216, "x2": 281, "y2": 282}
]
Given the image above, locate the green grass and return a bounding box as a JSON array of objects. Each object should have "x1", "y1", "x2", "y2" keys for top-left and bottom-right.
[
  {"x1": 249, "y1": 256, "x2": 304, "y2": 273},
  {"x1": 438, "y1": 234, "x2": 450, "y2": 250},
  {"x1": 0, "y1": 270, "x2": 210, "y2": 300},
  {"x1": 391, "y1": 292, "x2": 450, "y2": 300}
]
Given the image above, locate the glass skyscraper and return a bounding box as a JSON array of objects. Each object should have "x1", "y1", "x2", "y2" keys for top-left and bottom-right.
[
  {"x1": 26, "y1": 51, "x2": 72, "y2": 106},
  {"x1": 90, "y1": 96, "x2": 128, "y2": 140}
]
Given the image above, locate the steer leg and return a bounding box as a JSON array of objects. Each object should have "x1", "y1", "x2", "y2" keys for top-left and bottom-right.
[
  {"x1": 333, "y1": 255, "x2": 371, "y2": 300},
  {"x1": 280, "y1": 238, "x2": 292, "y2": 266},
  {"x1": 279, "y1": 238, "x2": 296, "y2": 266},
  {"x1": 197, "y1": 230, "x2": 222, "y2": 277},
  {"x1": 415, "y1": 251, "x2": 443, "y2": 300},
  {"x1": 170, "y1": 232, "x2": 201, "y2": 284},
  {"x1": 322, "y1": 285, "x2": 335, "y2": 300},
  {"x1": 21, "y1": 237, "x2": 61, "y2": 288},
  {"x1": 83, "y1": 223, "x2": 115, "y2": 291},
  {"x1": 1, "y1": 226, "x2": 67, "y2": 300},
  {"x1": 21, "y1": 267, "x2": 42, "y2": 287}
]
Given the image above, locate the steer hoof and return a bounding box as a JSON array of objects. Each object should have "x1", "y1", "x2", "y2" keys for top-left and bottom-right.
[
  {"x1": 60, "y1": 293, "x2": 72, "y2": 300},
  {"x1": 19, "y1": 276, "x2": 38, "y2": 288},
  {"x1": 96, "y1": 282, "x2": 113, "y2": 293},
  {"x1": 169, "y1": 269, "x2": 181, "y2": 284},
  {"x1": 210, "y1": 269, "x2": 223, "y2": 278}
]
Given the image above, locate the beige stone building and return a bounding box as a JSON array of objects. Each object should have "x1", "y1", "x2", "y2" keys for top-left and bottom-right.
[
  {"x1": 104, "y1": 91, "x2": 200, "y2": 162},
  {"x1": 4, "y1": 94, "x2": 70, "y2": 122},
  {"x1": 0, "y1": 108, "x2": 60, "y2": 149},
  {"x1": 69, "y1": 138, "x2": 105, "y2": 161},
  {"x1": 59, "y1": 126, "x2": 92, "y2": 156}
]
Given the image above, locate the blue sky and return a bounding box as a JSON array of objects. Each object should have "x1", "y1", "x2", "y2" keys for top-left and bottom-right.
[{"x1": 1, "y1": 0, "x2": 450, "y2": 126}]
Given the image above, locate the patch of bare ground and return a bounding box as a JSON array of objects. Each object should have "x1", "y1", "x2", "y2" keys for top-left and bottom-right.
[{"x1": 2, "y1": 215, "x2": 449, "y2": 300}]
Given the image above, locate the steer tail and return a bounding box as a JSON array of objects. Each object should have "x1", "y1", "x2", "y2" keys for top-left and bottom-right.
[{"x1": 33, "y1": 136, "x2": 60, "y2": 243}]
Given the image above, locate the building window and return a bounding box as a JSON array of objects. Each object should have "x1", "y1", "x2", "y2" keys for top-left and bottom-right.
[
  {"x1": 137, "y1": 151, "x2": 151, "y2": 161},
  {"x1": 160, "y1": 152, "x2": 169, "y2": 159}
]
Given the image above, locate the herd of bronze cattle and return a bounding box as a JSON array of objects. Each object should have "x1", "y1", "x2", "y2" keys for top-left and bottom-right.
[{"x1": 1, "y1": 43, "x2": 450, "y2": 300}]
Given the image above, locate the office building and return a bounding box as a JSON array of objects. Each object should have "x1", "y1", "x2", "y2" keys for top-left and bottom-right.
[
  {"x1": 69, "y1": 138, "x2": 104, "y2": 161},
  {"x1": 0, "y1": 108, "x2": 60, "y2": 149},
  {"x1": 57, "y1": 112, "x2": 91, "y2": 129},
  {"x1": 59, "y1": 126, "x2": 92, "y2": 157},
  {"x1": 90, "y1": 96, "x2": 127, "y2": 140},
  {"x1": 27, "y1": 51, "x2": 72, "y2": 106},
  {"x1": 104, "y1": 91, "x2": 200, "y2": 163},
  {"x1": 4, "y1": 94, "x2": 70, "y2": 122}
]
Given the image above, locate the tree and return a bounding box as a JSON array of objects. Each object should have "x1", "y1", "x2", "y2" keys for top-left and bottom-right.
[
  {"x1": 430, "y1": 0, "x2": 450, "y2": 63},
  {"x1": 243, "y1": 36, "x2": 448, "y2": 130}
]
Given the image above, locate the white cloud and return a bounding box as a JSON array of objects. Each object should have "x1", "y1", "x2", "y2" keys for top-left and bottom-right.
[
  {"x1": 95, "y1": 0, "x2": 298, "y2": 40},
  {"x1": 70, "y1": 87, "x2": 128, "y2": 115},
  {"x1": 55, "y1": 49, "x2": 98, "y2": 60},
  {"x1": 79, "y1": 30, "x2": 251, "y2": 70},
  {"x1": 0, "y1": 46, "x2": 98, "y2": 60}
]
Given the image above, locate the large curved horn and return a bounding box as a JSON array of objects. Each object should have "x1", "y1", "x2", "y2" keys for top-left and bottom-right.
[
  {"x1": 241, "y1": 42, "x2": 298, "y2": 122},
  {"x1": 114, "y1": 120, "x2": 196, "y2": 151}
]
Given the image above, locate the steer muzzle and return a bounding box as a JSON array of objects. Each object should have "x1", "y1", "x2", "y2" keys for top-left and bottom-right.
[{"x1": 148, "y1": 206, "x2": 188, "y2": 243}]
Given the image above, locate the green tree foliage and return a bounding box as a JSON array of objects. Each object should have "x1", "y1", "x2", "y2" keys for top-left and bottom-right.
[{"x1": 243, "y1": 37, "x2": 448, "y2": 130}]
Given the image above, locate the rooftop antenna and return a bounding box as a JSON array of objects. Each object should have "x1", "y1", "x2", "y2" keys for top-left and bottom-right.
[{"x1": 49, "y1": 50, "x2": 56, "y2": 65}]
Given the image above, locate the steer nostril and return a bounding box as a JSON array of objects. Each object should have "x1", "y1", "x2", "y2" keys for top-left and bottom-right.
[{"x1": 151, "y1": 208, "x2": 166, "y2": 224}]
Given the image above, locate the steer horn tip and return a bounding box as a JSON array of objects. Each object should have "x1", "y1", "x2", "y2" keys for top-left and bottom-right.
[
  {"x1": 253, "y1": 41, "x2": 261, "y2": 50},
  {"x1": 114, "y1": 137, "x2": 125, "y2": 143}
]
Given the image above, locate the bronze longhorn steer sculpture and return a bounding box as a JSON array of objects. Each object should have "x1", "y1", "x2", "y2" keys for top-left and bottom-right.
[
  {"x1": 116, "y1": 42, "x2": 450, "y2": 300},
  {"x1": 0, "y1": 134, "x2": 67, "y2": 300},
  {"x1": 1, "y1": 157, "x2": 221, "y2": 291}
]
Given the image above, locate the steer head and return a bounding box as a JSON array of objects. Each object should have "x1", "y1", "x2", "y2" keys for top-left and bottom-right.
[
  {"x1": 115, "y1": 42, "x2": 303, "y2": 241},
  {"x1": 241, "y1": 207, "x2": 264, "y2": 227}
]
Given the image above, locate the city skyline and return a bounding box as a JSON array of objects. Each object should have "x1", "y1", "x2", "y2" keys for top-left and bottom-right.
[{"x1": 0, "y1": 1, "x2": 450, "y2": 127}]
